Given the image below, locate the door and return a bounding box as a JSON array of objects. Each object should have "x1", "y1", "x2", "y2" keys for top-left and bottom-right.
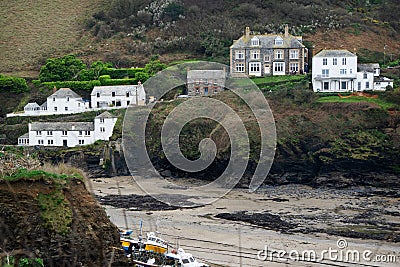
[
  {"x1": 63, "y1": 140, "x2": 67, "y2": 147},
  {"x1": 204, "y1": 87, "x2": 209, "y2": 96}
]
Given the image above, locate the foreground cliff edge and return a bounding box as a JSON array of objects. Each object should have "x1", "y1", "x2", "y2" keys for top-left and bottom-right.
[{"x1": 0, "y1": 170, "x2": 129, "y2": 266}]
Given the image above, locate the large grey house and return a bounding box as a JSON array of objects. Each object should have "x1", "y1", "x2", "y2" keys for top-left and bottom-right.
[{"x1": 230, "y1": 26, "x2": 308, "y2": 77}]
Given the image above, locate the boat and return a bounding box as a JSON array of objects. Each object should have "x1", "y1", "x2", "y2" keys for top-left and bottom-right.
[
  {"x1": 144, "y1": 232, "x2": 168, "y2": 254},
  {"x1": 165, "y1": 248, "x2": 210, "y2": 267},
  {"x1": 119, "y1": 229, "x2": 141, "y2": 254}
]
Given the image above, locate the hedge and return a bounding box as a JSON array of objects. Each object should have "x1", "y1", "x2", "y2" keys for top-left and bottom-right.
[
  {"x1": 100, "y1": 67, "x2": 144, "y2": 79},
  {"x1": 0, "y1": 75, "x2": 29, "y2": 93},
  {"x1": 42, "y1": 80, "x2": 101, "y2": 91}
]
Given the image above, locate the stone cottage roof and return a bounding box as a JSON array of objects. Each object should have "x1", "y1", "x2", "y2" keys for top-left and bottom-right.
[
  {"x1": 95, "y1": 111, "x2": 117, "y2": 119},
  {"x1": 91, "y1": 85, "x2": 144, "y2": 96},
  {"x1": 31, "y1": 122, "x2": 94, "y2": 131},
  {"x1": 187, "y1": 70, "x2": 226, "y2": 80},
  {"x1": 48, "y1": 88, "x2": 82, "y2": 99},
  {"x1": 314, "y1": 49, "x2": 356, "y2": 58},
  {"x1": 231, "y1": 33, "x2": 304, "y2": 49},
  {"x1": 358, "y1": 63, "x2": 380, "y2": 72}
]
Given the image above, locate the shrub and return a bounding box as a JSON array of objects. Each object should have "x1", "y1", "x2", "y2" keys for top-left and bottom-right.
[
  {"x1": 42, "y1": 80, "x2": 101, "y2": 91},
  {"x1": 100, "y1": 67, "x2": 144, "y2": 79},
  {"x1": 0, "y1": 74, "x2": 29, "y2": 93}
]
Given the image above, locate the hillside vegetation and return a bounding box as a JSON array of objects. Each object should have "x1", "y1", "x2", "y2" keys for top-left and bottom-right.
[{"x1": 1, "y1": 0, "x2": 399, "y2": 74}]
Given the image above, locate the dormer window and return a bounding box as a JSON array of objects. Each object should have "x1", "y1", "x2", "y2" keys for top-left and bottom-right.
[
  {"x1": 274, "y1": 36, "x2": 283, "y2": 46},
  {"x1": 251, "y1": 37, "x2": 259, "y2": 46}
]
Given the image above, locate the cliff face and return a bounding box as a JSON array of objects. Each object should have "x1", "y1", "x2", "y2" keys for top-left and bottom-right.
[{"x1": 0, "y1": 178, "x2": 128, "y2": 266}]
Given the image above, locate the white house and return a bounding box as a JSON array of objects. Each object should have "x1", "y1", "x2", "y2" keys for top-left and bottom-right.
[
  {"x1": 312, "y1": 49, "x2": 393, "y2": 92},
  {"x1": 312, "y1": 50, "x2": 358, "y2": 92},
  {"x1": 17, "y1": 111, "x2": 117, "y2": 148},
  {"x1": 9, "y1": 88, "x2": 89, "y2": 117},
  {"x1": 90, "y1": 83, "x2": 146, "y2": 109}
]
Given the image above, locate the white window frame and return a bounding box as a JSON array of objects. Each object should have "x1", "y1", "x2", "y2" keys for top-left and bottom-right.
[
  {"x1": 62, "y1": 131, "x2": 67, "y2": 136},
  {"x1": 251, "y1": 50, "x2": 260, "y2": 60},
  {"x1": 251, "y1": 37, "x2": 260, "y2": 46},
  {"x1": 340, "y1": 69, "x2": 347, "y2": 75},
  {"x1": 235, "y1": 51, "x2": 244, "y2": 60},
  {"x1": 290, "y1": 50, "x2": 299, "y2": 59},
  {"x1": 289, "y1": 63, "x2": 299, "y2": 73},
  {"x1": 342, "y1": 58, "x2": 347, "y2": 65},
  {"x1": 274, "y1": 37, "x2": 283, "y2": 45},
  {"x1": 322, "y1": 69, "x2": 329, "y2": 78},
  {"x1": 323, "y1": 58, "x2": 328, "y2": 65},
  {"x1": 333, "y1": 58, "x2": 337, "y2": 65},
  {"x1": 249, "y1": 62, "x2": 261, "y2": 72},
  {"x1": 235, "y1": 63, "x2": 244, "y2": 73},
  {"x1": 275, "y1": 50, "x2": 283, "y2": 60},
  {"x1": 273, "y1": 62, "x2": 285, "y2": 74}
]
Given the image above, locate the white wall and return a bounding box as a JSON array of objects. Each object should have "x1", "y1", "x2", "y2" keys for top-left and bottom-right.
[
  {"x1": 356, "y1": 72, "x2": 374, "y2": 91},
  {"x1": 46, "y1": 96, "x2": 86, "y2": 114},
  {"x1": 94, "y1": 117, "x2": 118, "y2": 141}
]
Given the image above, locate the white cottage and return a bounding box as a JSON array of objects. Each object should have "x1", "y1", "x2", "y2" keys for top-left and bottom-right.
[
  {"x1": 312, "y1": 49, "x2": 393, "y2": 92},
  {"x1": 90, "y1": 83, "x2": 146, "y2": 109},
  {"x1": 312, "y1": 50, "x2": 358, "y2": 92},
  {"x1": 18, "y1": 111, "x2": 117, "y2": 147}
]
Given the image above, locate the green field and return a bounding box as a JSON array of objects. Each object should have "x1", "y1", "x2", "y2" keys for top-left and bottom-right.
[{"x1": 318, "y1": 95, "x2": 397, "y2": 109}]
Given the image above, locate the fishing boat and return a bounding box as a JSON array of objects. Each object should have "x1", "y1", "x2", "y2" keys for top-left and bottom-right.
[
  {"x1": 144, "y1": 232, "x2": 168, "y2": 254},
  {"x1": 165, "y1": 248, "x2": 209, "y2": 267},
  {"x1": 119, "y1": 229, "x2": 141, "y2": 254}
]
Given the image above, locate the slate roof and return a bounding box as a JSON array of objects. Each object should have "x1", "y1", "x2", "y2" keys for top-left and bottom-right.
[
  {"x1": 314, "y1": 49, "x2": 356, "y2": 58},
  {"x1": 18, "y1": 133, "x2": 29, "y2": 139},
  {"x1": 48, "y1": 88, "x2": 82, "y2": 99},
  {"x1": 95, "y1": 111, "x2": 117, "y2": 119},
  {"x1": 91, "y1": 85, "x2": 144, "y2": 96},
  {"x1": 187, "y1": 70, "x2": 226, "y2": 80},
  {"x1": 31, "y1": 122, "x2": 94, "y2": 131},
  {"x1": 24, "y1": 102, "x2": 40, "y2": 109},
  {"x1": 231, "y1": 34, "x2": 305, "y2": 49},
  {"x1": 358, "y1": 63, "x2": 380, "y2": 72}
]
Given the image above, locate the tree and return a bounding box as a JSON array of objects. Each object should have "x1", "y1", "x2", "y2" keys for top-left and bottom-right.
[
  {"x1": 39, "y1": 55, "x2": 86, "y2": 82},
  {"x1": 144, "y1": 58, "x2": 166, "y2": 75}
]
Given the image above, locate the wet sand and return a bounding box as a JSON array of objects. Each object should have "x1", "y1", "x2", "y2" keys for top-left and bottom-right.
[{"x1": 88, "y1": 176, "x2": 400, "y2": 267}]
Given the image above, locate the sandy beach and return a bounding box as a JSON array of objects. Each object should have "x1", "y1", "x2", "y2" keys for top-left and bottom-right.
[{"x1": 88, "y1": 176, "x2": 400, "y2": 267}]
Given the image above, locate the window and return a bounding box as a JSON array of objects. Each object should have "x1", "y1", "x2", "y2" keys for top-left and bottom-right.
[
  {"x1": 290, "y1": 63, "x2": 299, "y2": 73},
  {"x1": 112, "y1": 92, "x2": 115, "y2": 97},
  {"x1": 275, "y1": 50, "x2": 283, "y2": 59},
  {"x1": 48, "y1": 140, "x2": 54, "y2": 145},
  {"x1": 323, "y1": 58, "x2": 328, "y2": 65},
  {"x1": 341, "y1": 81, "x2": 347, "y2": 90},
  {"x1": 342, "y1": 58, "x2": 347, "y2": 65},
  {"x1": 62, "y1": 131, "x2": 67, "y2": 136},
  {"x1": 349, "y1": 69, "x2": 353, "y2": 74},
  {"x1": 97, "y1": 92, "x2": 100, "y2": 97},
  {"x1": 290, "y1": 50, "x2": 299, "y2": 59},
  {"x1": 235, "y1": 51, "x2": 244, "y2": 60},
  {"x1": 36, "y1": 131, "x2": 42, "y2": 136},
  {"x1": 249, "y1": 63, "x2": 260, "y2": 72},
  {"x1": 38, "y1": 140, "x2": 44, "y2": 145},
  {"x1": 251, "y1": 37, "x2": 259, "y2": 46},
  {"x1": 363, "y1": 73, "x2": 368, "y2": 79},
  {"x1": 340, "y1": 69, "x2": 347, "y2": 75},
  {"x1": 85, "y1": 131, "x2": 90, "y2": 136},
  {"x1": 79, "y1": 131, "x2": 83, "y2": 136},
  {"x1": 47, "y1": 131, "x2": 52, "y2": 136},
  {"x1": 236, "y1": 63, "x2": 244, "y2": 72},
  {"x1": 323, "y1": 82, "x2": 329, "y2": 90},
  {"x1": 333, "y1": 58, "x2": 337, "y2": 65},
  {"x1": 126, "y1": 92, "x2": 130, "y2": 98},
  {"x1": 127, "y1": 101, "x2": 130, "y2": 105},
  {"x1": 366, "y1": 82, "x2": 370, "y2": 89},
  {"x1": 100, "y1": 127, "x2": 105, "y2": 132},
  {"x1": 100, "y1": 118, "x2": 104, "y2": 123},
  {"x1": 251, "y1": 50, "x2": 259, "y2": 60},
  {"x1": 322, "y1": 69, "x2": 329, "y2": 78},
  {"x1": 274, "y1": 62, "x2": 284, "y2": 72},
  {"x1": 79, "y1": 140, "x2": 85, "y2": 145},
  {"x1": 53, "y1": 97, "x2": 55, "y2": 102},
  {"x1": 274, "y1": 36, "x2": 283, "y2": 45},
  {"x1": 65, "y1": 107, "x2": 68, "y2": 111},
  {"x1": 264, "y1": 55, "x2": 270, "y2": 62},
  {"x1": 67, "y1": 97, "x2": 69, "y2": 102},
  {"x1": 54, "y1": 107, "x2": 57, "y2": 111},
  {"x1": 358, "y1": 82, "x2": 361, "y2": 90}
]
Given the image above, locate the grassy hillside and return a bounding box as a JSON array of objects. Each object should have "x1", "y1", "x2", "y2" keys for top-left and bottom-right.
[
  {"x1": 0, "y1": 0, "x2": 399, "y2": 74},
  {"x1": 0, "y1": 0, "x2": 104, "y2": 74}
]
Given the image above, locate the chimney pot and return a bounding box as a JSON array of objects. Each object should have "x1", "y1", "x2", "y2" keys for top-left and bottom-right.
[{"x1": 284, "y1": 24, "x2": 289, "y2": 37}]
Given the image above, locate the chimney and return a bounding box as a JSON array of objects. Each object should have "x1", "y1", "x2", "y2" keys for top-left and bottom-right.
[
  {"x1": 245, "y1": 27, "x2": 250, "y2": 39},
  {"x1": 53, "y1": 86, "x2": 57, "y2": 93},
  {"x1": 138, "y1": 81, "x2": 142, "y2": 86},
  {"x1": 284, "y1": 24, "x2": 289, "y2": 37}
]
